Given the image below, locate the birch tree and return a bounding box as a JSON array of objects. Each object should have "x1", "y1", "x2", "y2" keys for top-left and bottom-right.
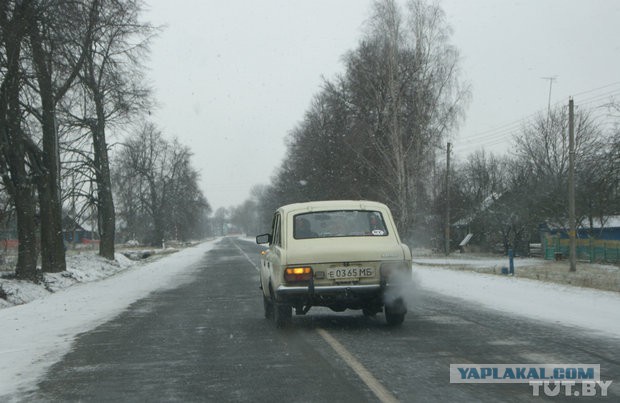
[
  {"x1": 310, "y1": 0, "x2": 468, "y2": 235},
  {"x1": 258, "y1": 0, "x2": 468, "y2": 239}
]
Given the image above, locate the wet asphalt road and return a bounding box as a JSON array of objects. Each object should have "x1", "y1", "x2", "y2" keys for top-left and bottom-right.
[{"x1": 28, "y1": 237, "x2": 619, "y2": 402}]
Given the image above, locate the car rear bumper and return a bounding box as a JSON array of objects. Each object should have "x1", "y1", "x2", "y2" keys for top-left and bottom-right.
[
  {"x1": 276, "y1": 283, "x2": 381, "y2": 295},
  {"x1": 274, "y1": 283, "x2": 385, "y2": 309}
]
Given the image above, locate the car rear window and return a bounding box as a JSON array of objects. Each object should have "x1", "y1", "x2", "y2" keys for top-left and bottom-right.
[{"x1": 293, "y1": 210, "x2": 388, "y2": 239}]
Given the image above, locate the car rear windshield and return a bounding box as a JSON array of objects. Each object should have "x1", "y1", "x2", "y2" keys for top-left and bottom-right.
[{"x1": 293, "y1": 210, "x2": 389, "y2": 239}]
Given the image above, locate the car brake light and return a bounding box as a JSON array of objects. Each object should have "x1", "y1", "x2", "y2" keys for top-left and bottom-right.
[{"x1": 284, "y1": 266, "x2": 313, "y2": 282}]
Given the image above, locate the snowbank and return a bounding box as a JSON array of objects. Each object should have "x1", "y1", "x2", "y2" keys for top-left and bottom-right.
[
  {"x1": 412, "y1": 256, "x2": 544, "y2": 268},
  {"x1": 0, "y1": 253, "x2": 134, "y2": 308},
  {"x1": 413, "y1": 255, "x2": 620, "y2": 292},
  {"x1": 414, "y1": 265, "x2": 620, "y2": 339}
]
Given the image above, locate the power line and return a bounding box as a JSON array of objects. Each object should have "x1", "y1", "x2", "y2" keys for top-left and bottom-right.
[
  {"x1": 572, "y1": 81, "x2": 620, "y2": 98},
  {"x1": 454, "y1": 81, "x2": 620, "y2": 154},
  {"x1": 576, "y1": 89, "x2": 620, "y2": 108}
]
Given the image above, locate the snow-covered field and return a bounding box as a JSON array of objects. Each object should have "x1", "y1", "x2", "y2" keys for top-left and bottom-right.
[{"x1": 1, "y1": 239, "x2": 619, "y2": 399}]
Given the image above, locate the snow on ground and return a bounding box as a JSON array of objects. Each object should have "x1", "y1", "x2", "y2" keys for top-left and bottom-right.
[
  {"x1": 1, "y1": 239, "x2": 619, "y2": 399},
  {"x1": 0, "y1": 253, "x2": 135, "y2": 308},
  {"x1": 412, "y1": 256, "x2": 544, "y2": 268},
  {"x1": 414, "y1": 264, "x2": 620, "y2": 339},
  {"x1": 0, "y1": 239, "x2": 218, "y2": 399}
]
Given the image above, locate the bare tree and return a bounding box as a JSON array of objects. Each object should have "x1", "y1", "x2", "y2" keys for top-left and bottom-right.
[
  {"x1": 279, "y1": 87, "x2": 361, "y2": 202},
  {"x1": 210, "y1": 207, "x2": 230, "y2": 237},
  {"x1": 254, "y1": 0, "x2": 468, "y2": 240},
  {"x1": 24, "y1": 0, "x2": 99, "y2": 273},
  {"x1": 513, "y1": 106, "x2": 605, "y2": 227},
  {"x1": 460, "y1": 150, "x2": 507, "y2": 203},
  {"x1": 230, "y1": 199, "x2": 260, "y2": 236},
  {"x1": 0, "y1": 1, "x2": 39, "y2": 279},
  {"x1": 60, "y1": 0, "x2": 154, "y2": 259},
  {"x1": 113, "y1": 123, "x2": 210, "y2": 246},
  {"x1": 337, "y1": 0, "x2": 469, "y2": 236},
  {"x1": 1, "y1": 0, "x2": 155, "y2": 277}
]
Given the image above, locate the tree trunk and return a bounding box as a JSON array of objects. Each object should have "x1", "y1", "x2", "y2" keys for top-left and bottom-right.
[
  {"x1": 0, "y1": 7, "x2": 40, "y2": 279},
  {"x1": 82, "y1": 0, "x2": 115, "y2": 260},
  {"x1": 96, "y1": 161, "x2": 116, "y2": 259},
  {"x1": 13, "y1": 183, "x2": 39, "y2": 279},
  {"x1": 34, "y1": 82, "x2": 66, "y2": 273},
  {"x1": 151, "y1": 206, "x2": 165, "y2": 248},
  {"x1": 91, "y1": 98, "x2": 116, "y2": 259},
  {"x1": 3, "y1": 142, "x2": 39, "y2": 280},
  {"x1": 29, "y1": 15, "x2": 67, "y2": 273},
  {"x1": 36, "y1": 175, "x2": 66, "y2": 273}
]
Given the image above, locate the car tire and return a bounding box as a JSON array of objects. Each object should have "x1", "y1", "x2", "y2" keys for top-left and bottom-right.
[
  {"x1": 385, "y1": 309, "x2": 405, "y2": 326},
  {"x1": 263, "y1": 294, "x2": 274, "y2": 319},
  {"x1": 362, "y1": 308, "x2": 375, "y2": 317},
  {"x1": 274, "y1": 302, "x2": 292, "y2": 328},
  {"x1": 384, "y1": 297, "x2": 406, "y2": 326}
]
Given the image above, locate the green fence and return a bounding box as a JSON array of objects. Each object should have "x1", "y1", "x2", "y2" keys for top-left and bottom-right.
[{"x1": 543, "y1": 236, "x2": 620, "y2": 263}]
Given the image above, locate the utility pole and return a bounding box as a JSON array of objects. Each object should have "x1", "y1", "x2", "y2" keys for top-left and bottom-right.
[
  {"x1": 542, "y1": 77, "x2": 557, "y2": 113},
  {"x1": 445, "y1": 142, "x2": 451, "y2": 256},
  {"x1": 568, "y1": 98, "x2": 577, "y2": 272},
  {"x1": 542, "y1": 76, "x2": 557, "y2": 130}
]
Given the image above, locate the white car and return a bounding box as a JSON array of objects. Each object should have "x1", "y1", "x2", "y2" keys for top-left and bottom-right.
[{"x1": 256, "y1": 200, "x2": 412, "y2": 327}]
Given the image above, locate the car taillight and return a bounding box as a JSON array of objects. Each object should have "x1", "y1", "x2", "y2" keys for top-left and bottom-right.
[{"x1": 284, "y1": 266, "x2": 313, "y2": 283}]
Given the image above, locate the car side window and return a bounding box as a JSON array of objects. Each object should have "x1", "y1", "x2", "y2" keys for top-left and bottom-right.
[{"x1": 272, "y1": 213, "x2": 282, "y2": 247}]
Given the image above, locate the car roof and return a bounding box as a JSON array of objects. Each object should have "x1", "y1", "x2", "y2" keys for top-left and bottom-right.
[{"x1": 278, "y1": 200, "x2": 389, "y2": 215}]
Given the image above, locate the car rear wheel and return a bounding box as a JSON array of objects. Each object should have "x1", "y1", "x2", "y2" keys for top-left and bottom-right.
[
  {"x1": 385, "y1": 309, "x2": 405, "y2": 326},
  {"x1": 263, "y1": 294, "x2": 274, "y2": 319},
  {"x1": 384, "y1": 297, "x2": 406, "y2": 326},
  {"x1": 362, "y1": 308, "x2": 375, "y2": 317},
  {"x1": 274, "y1": 301, "x2": 292, "y2": 328}
]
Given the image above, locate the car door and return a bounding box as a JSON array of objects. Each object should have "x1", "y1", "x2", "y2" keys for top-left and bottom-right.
[{"x1": 262, "y1": 212, "x2": 284, "y2": 296}]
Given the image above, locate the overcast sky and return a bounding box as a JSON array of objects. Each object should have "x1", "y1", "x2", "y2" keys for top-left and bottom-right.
[{"x1": 143, "y1": 0, "x2": 620, "y2": 211}]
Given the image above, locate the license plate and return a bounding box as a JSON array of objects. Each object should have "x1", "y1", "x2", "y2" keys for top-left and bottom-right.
[{"x1": 327, "y1": 267, "x2": 374, "y2": 280}]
